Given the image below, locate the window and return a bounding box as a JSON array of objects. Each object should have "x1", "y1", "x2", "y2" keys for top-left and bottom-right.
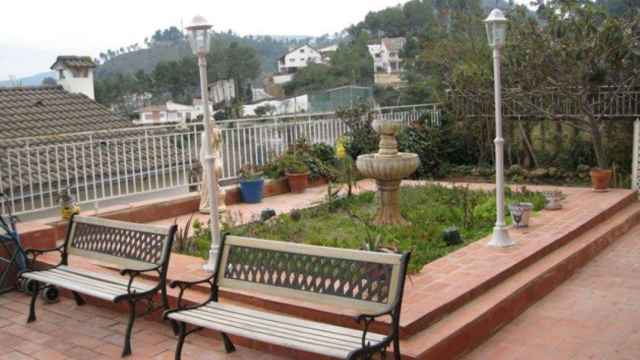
[
  {"x1": 300, "y1": 49, "x2": 305, "y2": 53},
  {"x1": 58, "y1": 70, "x2": 65, "y2": 80}
]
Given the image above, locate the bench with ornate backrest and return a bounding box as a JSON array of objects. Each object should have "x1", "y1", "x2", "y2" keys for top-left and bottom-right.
[
  {"x1": 19, "y1": 215, "x2": 176, "y2": 357},
  {"x1": 164, "y1": 235, "x2": 411, "y2": 360}
]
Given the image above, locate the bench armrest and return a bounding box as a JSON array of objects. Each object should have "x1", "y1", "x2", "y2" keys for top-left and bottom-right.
[
  {"x1": 168, "y1": 274, "x2": 217, "y2": 310},
  {"x1": 23, "y1": 245, "x2": 66, "y2": 270},
  {"x1": 120, "y1": 265, "x2": 163, "y2": 298}
]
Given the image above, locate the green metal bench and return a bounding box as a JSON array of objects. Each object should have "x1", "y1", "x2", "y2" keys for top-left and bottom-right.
[
  {"x1": 20, "y1": 215, "x2": 176, "y2": 357},
  {"x1": 164, "y1": 235, "x2": 411, "y2": 359}
]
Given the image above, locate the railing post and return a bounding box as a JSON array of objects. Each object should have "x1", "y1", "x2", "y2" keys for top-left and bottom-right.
[{"x1": 632, "y1": 118, "x2": 640, "y2": 191}]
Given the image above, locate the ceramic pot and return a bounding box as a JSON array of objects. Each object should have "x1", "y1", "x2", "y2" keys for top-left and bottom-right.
[
  {"x1": 543, "y1": 191, "x2": 564, "y2": 210},
  {"x1": 590, "y1": 169, "x2": 612, "y2": 192},
  {"x1": 509, "y1": 202, "x2": 534, "y2": 228},
  {"x1": 286, "y1": 172, "x2": 310, "y2": 194},
  {"x1": 239, "y1": 178, "x2": 264, "y2": 204}
]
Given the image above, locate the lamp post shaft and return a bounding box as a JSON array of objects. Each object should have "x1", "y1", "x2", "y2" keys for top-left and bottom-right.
[
  {"x1": 489, "y1": 46, "x2": 514, "y2": 247},
  {"x1": 198, "y1": 54, "x2": 222, "y2": 271}
]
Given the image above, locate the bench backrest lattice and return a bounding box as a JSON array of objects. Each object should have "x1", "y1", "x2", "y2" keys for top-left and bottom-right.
[
  {"x1": 67, "y1": 216, "x2": 173, "y2": 270},
  {"x1": 218, "y1": 236, "x2": 406, "y2": 314}
]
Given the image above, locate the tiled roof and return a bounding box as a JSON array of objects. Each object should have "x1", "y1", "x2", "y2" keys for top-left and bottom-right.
[
  {"x1": 0, "y1": 86, "x2": 131, "y2": 146},
  {"x1": 50, "y1": 56, "x2": 97, "y2": 69},
  {"x1": 0, "y1": 86, "x2": 193, "y2": 211}
]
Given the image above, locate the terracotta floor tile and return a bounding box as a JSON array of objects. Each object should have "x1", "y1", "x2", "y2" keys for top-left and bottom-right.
[{"x1": 465, "y1": 223, "x2": 640, "y2": 360}]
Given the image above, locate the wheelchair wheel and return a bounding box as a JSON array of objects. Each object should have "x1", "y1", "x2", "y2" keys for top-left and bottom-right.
[{"x1": 41, "y1": 285, "x2": 59, "y2": 304}]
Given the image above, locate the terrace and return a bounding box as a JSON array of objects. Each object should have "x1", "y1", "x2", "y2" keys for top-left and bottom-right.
[
  {"x1": 4, "y1": 4, "x2": 640, "y2": 360},
  {"x1": 4, "y1": 172, "x2": 639, "y2": 359}
]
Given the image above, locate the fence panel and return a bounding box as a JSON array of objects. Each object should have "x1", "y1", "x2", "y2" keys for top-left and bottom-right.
[{"x1": 0, "y1": 104, "x2": 440, "y2": 215}]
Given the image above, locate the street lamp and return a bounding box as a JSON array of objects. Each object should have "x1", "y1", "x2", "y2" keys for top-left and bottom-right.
[
  {"x1": 485, "y1": 9, "x2": 514, "y2": 248},
  {"x1": 187, "y1": 15, "x2": 222, "y2": 270}
]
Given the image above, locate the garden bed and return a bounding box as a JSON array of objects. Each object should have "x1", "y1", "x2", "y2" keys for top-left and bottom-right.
[{"x1": 187, "y1": 184, "x2": 546, "y2": 273}]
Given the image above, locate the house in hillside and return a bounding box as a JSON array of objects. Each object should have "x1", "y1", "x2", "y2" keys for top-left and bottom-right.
[
  {"x1": 50, "y1": 56, "x2": 97, "y2": 99},
  {"x1": 368, "y1": 37, "x2": 407, "y2": 87},
  {"x1": 137, "y1": 100, "x2": 212, "y2": 125},
  {"x1": 243, "y1": 94, "x2": 309, "y2": 117},
  {"x1": 318, "y1": 45, "x2": 339, "y2": 62},
  {"x1": 368, "y1": 37, "x2": 406, "y2": 74},
  {"x1": 275, "y1": 45, "x2": 324, "y2": 82}
]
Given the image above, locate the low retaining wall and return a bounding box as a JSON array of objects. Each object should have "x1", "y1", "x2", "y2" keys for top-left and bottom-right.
[{"x1": 19, "y1": 177, "x2": 329, "y2": 249}]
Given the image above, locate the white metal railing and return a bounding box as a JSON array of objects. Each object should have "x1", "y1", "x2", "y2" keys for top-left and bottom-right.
[{"x1": 0, "y1": 104, "x2": 440, "y2": 215}]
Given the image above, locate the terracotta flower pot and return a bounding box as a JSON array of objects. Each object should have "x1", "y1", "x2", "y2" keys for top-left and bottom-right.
[
  {"x1": 286, "y1": 172, "x2": 309, "y2": 193},
  {"x1": 590, "y1": 168, "x2": 612, "y2": 192}
]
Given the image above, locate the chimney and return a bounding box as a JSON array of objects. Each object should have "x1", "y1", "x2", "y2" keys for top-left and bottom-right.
[{"x1": 50, "y1": 56, "x2": 97, "y2": 99}]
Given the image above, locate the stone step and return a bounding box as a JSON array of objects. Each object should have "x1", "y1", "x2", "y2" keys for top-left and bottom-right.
[
  {"x1": 185, "y1": 189, "x2": 638, "y2": 339},
  {"x1": 398, "y1": 198, "x2": 640, "y2": 360}
]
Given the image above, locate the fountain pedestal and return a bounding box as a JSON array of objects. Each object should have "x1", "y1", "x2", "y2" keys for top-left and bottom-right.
[{"x1": 356, "y1": 119, "x2": 419, "y2": 226}]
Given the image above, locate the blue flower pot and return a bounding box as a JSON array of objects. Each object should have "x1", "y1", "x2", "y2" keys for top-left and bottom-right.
[{"x1": 240, "y1": 178, "x2": 264, "y2": 204}]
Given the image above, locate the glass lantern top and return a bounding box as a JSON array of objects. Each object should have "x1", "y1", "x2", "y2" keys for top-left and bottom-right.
[
  {"x1": 186, "y1": 15, "x2": 212, "y2": 55},
  {"x1": 484, "y1": 9, "x2": 508, "y2": 48}
]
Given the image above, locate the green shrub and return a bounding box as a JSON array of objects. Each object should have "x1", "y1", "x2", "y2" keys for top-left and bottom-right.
[{"x1": 186, "y1": 184, "x2": 545, "y2": 273}]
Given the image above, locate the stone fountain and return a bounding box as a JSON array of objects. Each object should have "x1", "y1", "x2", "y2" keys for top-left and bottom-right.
[{"x1": 356, "y1": 118, "x2": 419, "y2": 226}]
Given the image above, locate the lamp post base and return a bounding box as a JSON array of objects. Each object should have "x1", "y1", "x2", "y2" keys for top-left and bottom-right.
[
  {"x1": 488, "y1": 226, "x2": 515, "y2": 248},
  {"x1": 202, "y1": 247, "x2": 220, "y2": 273}
]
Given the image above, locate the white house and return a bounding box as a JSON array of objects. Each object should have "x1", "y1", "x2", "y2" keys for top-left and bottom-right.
[
  {"x1": 277, "y1": 45, "x2": 323, "y2": 74},
  {"x1": 50, "y1": 56, "x2": 97, "y2": 99},
  {"x1": 368, "y1": 37, "x2": 406, "y2": 74},
  {"x1": 137, "y1": 100, "x2": 212, "y2": 125},
  {"x1": 243, "y1": 94, "x2": 309, "y2": 117}
]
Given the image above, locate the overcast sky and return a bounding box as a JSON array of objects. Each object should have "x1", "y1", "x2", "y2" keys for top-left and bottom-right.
[{"x1": 0, "y1": 0, "x2": 529, "y2": 80}]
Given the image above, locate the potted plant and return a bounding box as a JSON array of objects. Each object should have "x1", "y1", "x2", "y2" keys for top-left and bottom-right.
[
  {"x1": 283, "y1": 154, "x2": 310, "y2": 193},
  {"x1": 590, "y1": 168, "x2": 612, "y2": 192},
  {"x1": 508, "y1": 202, "x2": 534, "y2": 228},
  {"x1": 543, "y1": 190, "x2": 565, "y2": 210},
  {"x1": 239, "y1": 165, "x2": 265, "y2": 204}
]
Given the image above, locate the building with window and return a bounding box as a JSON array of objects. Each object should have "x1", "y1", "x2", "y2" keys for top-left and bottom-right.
[
  {"x1": 50, "y1": 56, "x2": 97, "y2": 99},
  {"x1": 368, "y1": 37, "x2": 406, "y2": 75},
  {"x1": 276, "y1": 45, "x2": 323, "y2": 74},
  {"x1": 137, "y1": 100, "x2": 212, "y2": 125}
]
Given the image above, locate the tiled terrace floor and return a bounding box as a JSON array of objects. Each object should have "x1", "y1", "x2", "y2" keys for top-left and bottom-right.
[
  {"x1": 464, "y1": 221, "x2": 640, "y2": 360},
  {"x1": 0, "y1": 291, "x2": 285, "y2": 360}
]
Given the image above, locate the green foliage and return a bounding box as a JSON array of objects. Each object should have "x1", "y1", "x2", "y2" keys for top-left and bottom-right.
[
  {"x1": 336, "y1": 103, "x2": 379, "y2": 159},
  {"x1": 185, "y1": 184, "x2": 545, "y2": 273},
  {"x1": 96, "y1": 41, "x2": 261, "y2": 111},
  {"x1": 239, "y1": 164, "x2": 264, "y2": 181},
  {"x1": 263, "y1": 140, "x2": 338, "y2": 180},
  {"x1": 284, "y1": 34, "x2": 374, "y2": 96},
  {"x1": 254, "y1": 104, "x2": 276, "y2": 117}
]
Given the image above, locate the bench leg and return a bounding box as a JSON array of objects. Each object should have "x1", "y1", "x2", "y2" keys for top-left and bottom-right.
[
  {"x1": 221, "y1": 332, "x2": 236, "y2": 353},
  {"x1": 393, "y1": 336, "x2": 401, "y2": 360},
  {"x1": 27, "y1": 281, "x2": 40, "y2": 323},
  {"x1": 72, "y1": 291, "x2": 86, "y2": 306},
  {"x1": 174, "y1": 322, "x2": 187, "y2": 360},
  {"x1": 170, "y1": 320, "x2": 180, "y2": 336},
  {"x1": 122, "y1": 300, "x2": 136, "y2": 357}
]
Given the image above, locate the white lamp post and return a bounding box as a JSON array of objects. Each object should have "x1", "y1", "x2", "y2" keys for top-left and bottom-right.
[
  {"x1": 187, "y1": 15, "x2": 222, "y2": 270},
  {"x1": 485, "y1": 9, "x2": 515, "y2": 248}
]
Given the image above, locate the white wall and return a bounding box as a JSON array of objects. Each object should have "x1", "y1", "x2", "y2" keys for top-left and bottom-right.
[
  {"x1": 273, "y1": 73, "x2": 295, "y2": 85},
  {"x1": 277, "y1": 45, "x2": 323, "y2": 73},
  {"x1": 56, "y1": 67, "x2": 95, "y2": 99}
]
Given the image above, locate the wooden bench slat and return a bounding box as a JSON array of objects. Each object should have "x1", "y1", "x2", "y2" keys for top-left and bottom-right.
[
  {"x1": 22, "y1": 271, "x2": 123, "y2": 301},
  {"x1": 168, "y1": 309, "x2": 359, "y2": 358},
  {"x1": 21, "y1": 267, "x2": 152, "y2": 301},
  {"x1": 49, "y1": 267, "x2": 149, "y2": 292},
  {"x1": 188, "y1": 308, "x2": 369, "y2": 350},
  {"x1": 201, "y1": 302, "x2": 385, "y2": 342},
  {"x1": 180, "y1": 309, "x2": 359, "y2": 351}
]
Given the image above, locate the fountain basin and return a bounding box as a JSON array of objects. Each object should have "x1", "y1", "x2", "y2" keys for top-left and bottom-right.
[{"x1": 356, "y1": 153, "x2": 419, "y2": 181}]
